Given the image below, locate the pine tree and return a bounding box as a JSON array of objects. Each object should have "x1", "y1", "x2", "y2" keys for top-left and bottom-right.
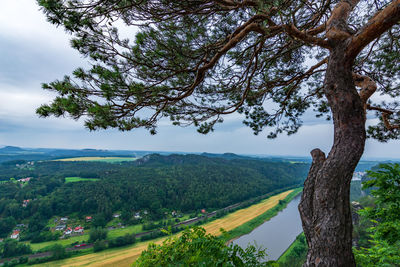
[{"x1": 37, "y1": 1, "x2": 400, "y2": 265}]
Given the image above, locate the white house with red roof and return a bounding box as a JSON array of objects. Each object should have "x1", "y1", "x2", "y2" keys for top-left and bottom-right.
[
  {"x1": 18, "y1": 177, "x2": 32, "y2": 183},
  {"x1": 64, "y1": 227, "x2": 72, "y2": 235},
  {"x1": 74, "y1": 226, "x2": 84, "y2": 233},
  {"x1": 10, "y1": 230, "x2": 20, "y2": 239}
]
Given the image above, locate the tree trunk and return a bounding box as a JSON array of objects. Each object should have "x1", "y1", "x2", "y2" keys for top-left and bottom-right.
[{"x1": 299, "y1": 43, "x2": 366, "y2": 266}]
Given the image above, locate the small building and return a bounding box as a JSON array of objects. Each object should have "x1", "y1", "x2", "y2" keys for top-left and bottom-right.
[
  {"x1": 85, "y1": 216, "x2": 92, "y2": 222},
  {"x1": 201, "y1": 209, "x2": 206, "y2": 214},
  {"x1": 22, "y1": 199, "x2": 30, "y2": 208},
  {"x1": 0, "y1": 238, "x2": 4, "y2": 243},
  {"x1": 60, "y1": 217, "x2": 68, "y2": 222},
  {"x1": 55, "y1": 225, "x2": 66, "y2": 231},
  {"x1": 10, "y1": 230, "x2": 20, "y2": 239},
  {"x1": 18, "y1": 177, "x2": 32, "y2": 183},
  {"x1": 16, "y1": 224, "x2": 26, "y2": 228},
  {"x1": 74, "y1": 226, "x2": 84, "y2": 233},
  {"x1": 134, "y1": 212, "x2": 141, "y2": 219},
  {"x1": 64, "y1": 227, "x2": 72, "y2": 235},
  {"x1": 171, "y1": 211, "x2": 177, "y2": 217},
  {"x1": 113, "y1": 213, "x2": 121, "y2": 218}
]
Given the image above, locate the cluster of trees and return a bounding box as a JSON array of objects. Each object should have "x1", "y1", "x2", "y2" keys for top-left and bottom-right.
[
  {"x1": 133, "y1": 163, "x2": 400, "y2": 266},
  {"x1": 0, "y1": 154, "x2": 308, "y2": 241},
  {"x1": 134, "y1": 227, "x2": 269, "y2": 267},
  {"x1": 354, "y1": 164, "x2": 400, "y2": 266},
  {"x1": 0, "y1": 239, "x2": 32, "y2": 258}
]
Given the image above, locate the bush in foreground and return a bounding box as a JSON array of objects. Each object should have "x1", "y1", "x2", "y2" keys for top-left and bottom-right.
[{"x1": 134, "y1": 227, "x2": 272, "y2": 266}]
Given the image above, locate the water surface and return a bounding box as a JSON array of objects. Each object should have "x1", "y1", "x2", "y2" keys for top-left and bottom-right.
[{"x1": 232, "y1": 193, "x2": 302, "y2": 261}]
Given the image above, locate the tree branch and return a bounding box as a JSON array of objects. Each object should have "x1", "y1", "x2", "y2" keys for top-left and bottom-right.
[
  {"x1": 366, "y1": 104, "x2": 400, "y2": 130},
  {"x1": 325, "y1": 0, "x2": 360, "y2": 41},
  {"x1": 285, "y1": 24, "x2": 331, "y2": 49},
  {"x1": 352, "y1": 73, "x2": 377, "y2": 103},
  {"x1": 347, "y1": 0, "x2": 400, "y2": 59}
]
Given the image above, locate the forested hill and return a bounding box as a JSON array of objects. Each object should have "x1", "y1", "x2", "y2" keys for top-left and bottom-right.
[{"x1": 0, "y1": 154, "x2": 309, "y2": 240}]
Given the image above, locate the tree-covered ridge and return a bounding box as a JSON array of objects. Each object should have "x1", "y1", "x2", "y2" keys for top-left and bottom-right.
[{"x1": 0, "y1": 154, "x2": 308, "y2": 240}]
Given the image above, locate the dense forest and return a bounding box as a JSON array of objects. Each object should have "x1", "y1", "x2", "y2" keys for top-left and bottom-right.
[{"x1": 0, "y1": 154, "x2": 308, "y2": 241}]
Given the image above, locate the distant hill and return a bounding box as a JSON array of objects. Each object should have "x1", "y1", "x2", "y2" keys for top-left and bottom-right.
[
  {"x1": 201, "y1": 152, "x2": 251, "y2": 160},
  {"x1": 0, "y1": 146, "x2": 26, "y2": 153}
]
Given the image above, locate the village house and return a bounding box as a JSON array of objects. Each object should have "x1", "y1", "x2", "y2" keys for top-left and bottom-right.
[
  {"x1": 55, "y1": 225, "x2": 66, "y2": 231},
  {"x1": 134, "y1": 212, "x2": 141, "y2": 219},
  {"x1": 85, "y1": 216, "x2": 92, "y2": 222},
  {"x1": 74, "y1": 226, "x2": 84, "y2": 233},
  {"x1": 17, "y1": 177, "x2": 32, "y2": 183},
  {"x1": 64, "y1": 227, "x2": 72, "y2": 235},
  {"x1": 22, "y1": 199, "x2": 30, "y2": 207},
  {"x1": 10, "y1": 230, "x2": 20, "y2": 239},
  {"x1": 60, "y1": 217, "x2": 68, "y2": 222},
  {"x1": 113, "y1": 213, "x2": 121, "y2": 218}
]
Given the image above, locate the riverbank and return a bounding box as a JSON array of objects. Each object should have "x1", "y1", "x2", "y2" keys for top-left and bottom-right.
[
  {"x1": 277, "y1": 232, "x2": 307, "y2": 266},
  {"x1": 225, "y1": 188, "x2": 302, "y2": 245},
  {"x1": 31, "y1": 189, "x2": 299, "y2": 267}
]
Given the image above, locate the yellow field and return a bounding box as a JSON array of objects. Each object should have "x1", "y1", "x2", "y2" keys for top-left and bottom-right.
[
  {"x1": 33, "y1": 190, "x2": 293, "y2": 267},
  {"x1": 53, "y1": 157, "x2": 136, "y2": 162}
]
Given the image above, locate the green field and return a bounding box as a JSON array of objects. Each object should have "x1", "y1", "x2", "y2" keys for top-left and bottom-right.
[
  {"x1": 54, "y1": 157, "x2": 137, "y2": 163},
  {"x1": 31, "y1": 189, "x2": 297, "y2": 267},
  {"x1": 28, "y1": 234, "x2": 88, "y2": 251},
  {"x1": 277, "y1": 232, "x2": 307, "y2": 266},
  {"x1": 65, "y1": 177, "x2": 100, "y2": 183},
  {"x1": 28, "y1": 214, "x2": 191, "y2": 251}
]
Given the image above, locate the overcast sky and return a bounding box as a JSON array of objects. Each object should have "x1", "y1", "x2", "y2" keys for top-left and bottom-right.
[{"x1": 0, "y1": 1, "x2": 399, "y2": 158}]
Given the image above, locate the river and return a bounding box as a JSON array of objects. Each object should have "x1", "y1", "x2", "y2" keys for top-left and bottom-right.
[{"x1": 232, "y1": 193, "x2": 302, "y2": 261}]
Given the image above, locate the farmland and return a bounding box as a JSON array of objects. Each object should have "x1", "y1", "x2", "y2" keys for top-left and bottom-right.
[
  {"x1": 32, "y1": 190, "x2": 294, "y2": 267},
  {"x1": 53, "y1": 157, "x2": 137, "y2": 163},
  {"x1": 64, "y1": 177, "x2": 100, "y2": 183}
]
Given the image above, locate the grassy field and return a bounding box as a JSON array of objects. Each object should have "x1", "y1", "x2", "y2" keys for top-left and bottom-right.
[
  {"x1": 277, "y1": 232, "x2": 307, "y2": 266},
  {"x1": 65, "y1": 177, "x2": 100, "y2": 183},
  {"x1": 28, "y1": 224, "x2": 144, "y2": 251},
  {"x1": 54, "y1": 157, "x2": 136, "y2": 163},
  {"x1": 28, "y1": 235, "x2": 88, "y2": 251},
  {"x1": 32, "y1": 189, "x2": 294, "y2": 267}
]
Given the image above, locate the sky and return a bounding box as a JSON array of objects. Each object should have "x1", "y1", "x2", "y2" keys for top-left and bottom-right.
[{"x1": 0, "y1": 1, "x2": 399, "y2": 158}]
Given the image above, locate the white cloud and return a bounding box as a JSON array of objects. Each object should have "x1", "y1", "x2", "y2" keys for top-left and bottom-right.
[
  {"x1": 0, "y1": 1, "x2": 70, "y2": 49},
  {"x1": 0, "y1": 1, "x2": 399, "y2": 159}
]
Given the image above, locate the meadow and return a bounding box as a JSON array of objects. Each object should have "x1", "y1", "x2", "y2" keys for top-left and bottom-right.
[
  {"x1": 53, "y1": 157, "x2": 137, "y2": 163},
  {"x1": 32, "y1": 189, "x2": 296, "y2": 267},
  {"x1": 64, "y1": 177, "x2": 100, "y2": 183}
]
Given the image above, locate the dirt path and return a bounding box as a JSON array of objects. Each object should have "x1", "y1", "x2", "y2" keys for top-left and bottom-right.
[{"x1": 33, "y1": 190, "x2": 293, "y2": 267}]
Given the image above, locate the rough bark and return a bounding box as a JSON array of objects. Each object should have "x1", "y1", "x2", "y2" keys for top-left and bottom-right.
[{"x1": 299, "y1": 43, "x2": 366, "y2": 267}]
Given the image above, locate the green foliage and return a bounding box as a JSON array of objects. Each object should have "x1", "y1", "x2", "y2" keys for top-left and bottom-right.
[
  {"x1": 65, "y1": 177, "x2": 100, "y2": 183},
  {"x1": 134, "y1": 227, "x2": 270, "y2": 267},
  {"x1": 277, "y1": 233, "x2": 307, "y2": 267},
  {"x1": 0, "y1": 154, "x2": 307, "y2": 241},
  {"x1": 0, "y1": 216, "x2": 16, "y2": 238},
  {"x1": 108, "y1": 233, "x2": 136, "y2": 248},
  {"x1": 354, "y1": 164, "x2": 400, "y2": 266},
  {"x1": 49, "y1": 244, "x2": 66, "y2": 260},
  {"x1": 0, "y1": 238, "x2": 32, "y2": 258},
  {"x1": 354, "y1": 228, "x2": 400, "y2": 266},
  {"x1": 89, "y1": 227, "x2": 108, "y2": 243},
  {"x1": 93, "y1": 239, "x2": 108, "y2": 252}
]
